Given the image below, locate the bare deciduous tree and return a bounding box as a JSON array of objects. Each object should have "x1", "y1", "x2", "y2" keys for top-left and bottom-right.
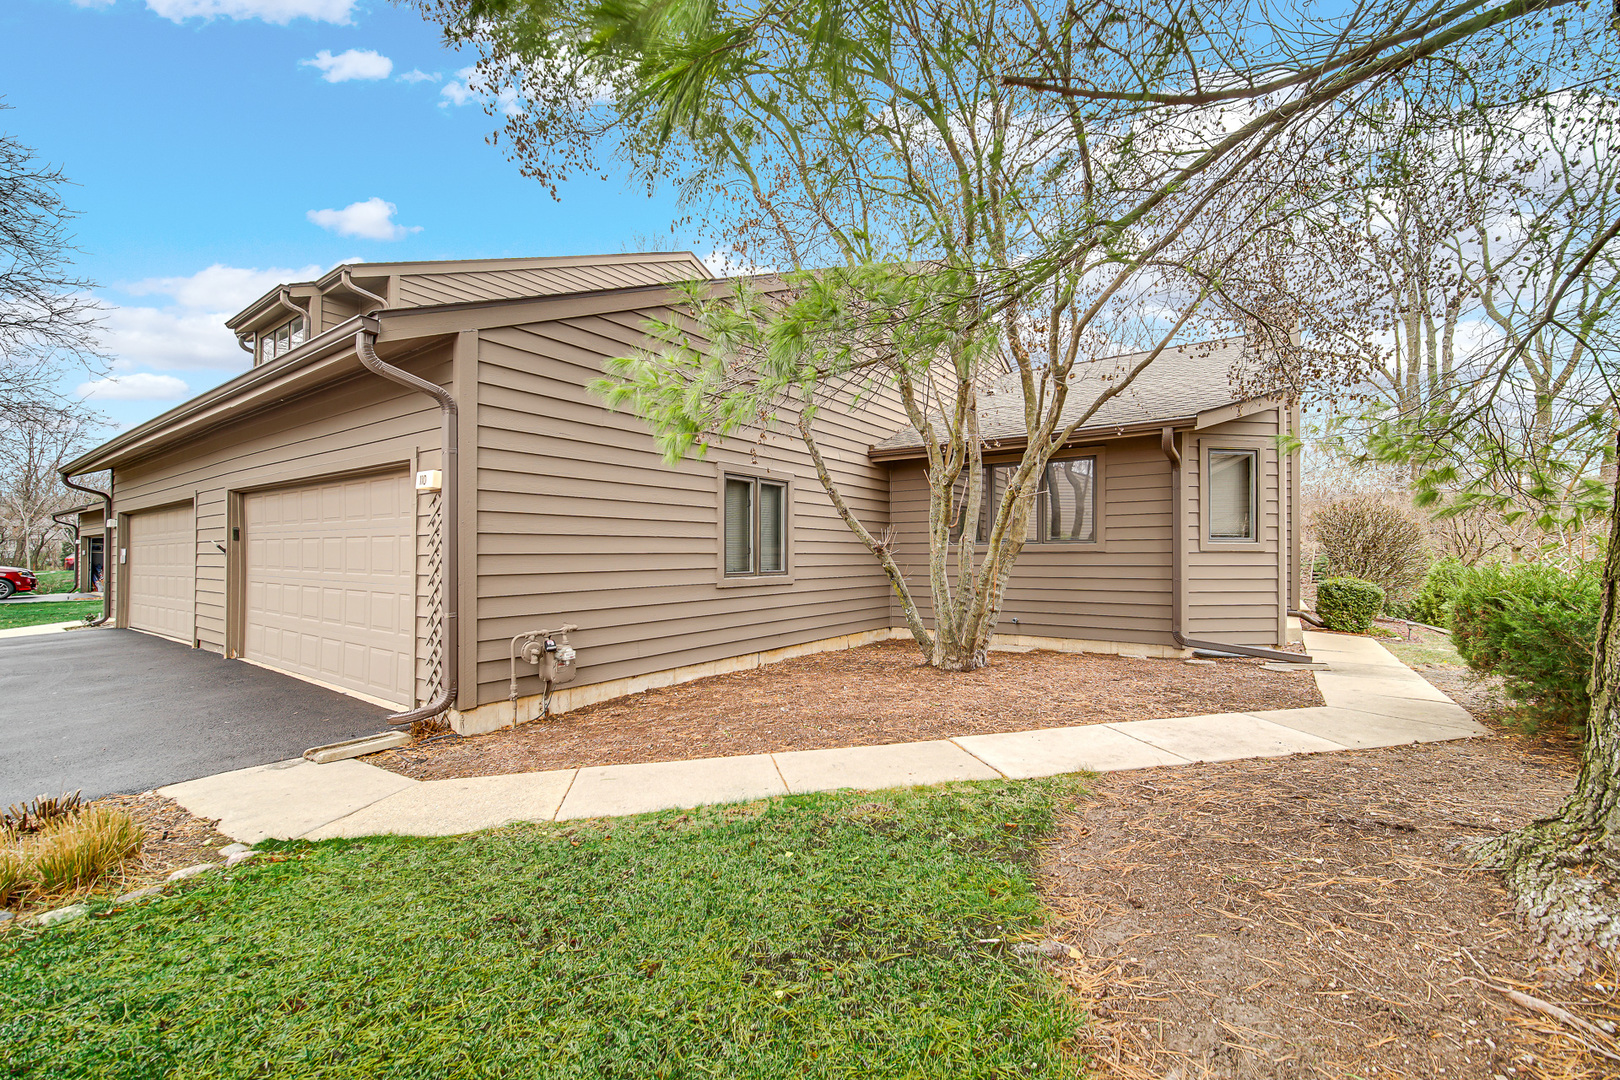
[
  {"x1": 1, "y1": 100, "x2": 103, "y2": 423},
  {"x1": 0, "y1": 414, "x2": 100, "y2": 571},
  {"x1": 418, "y1": 0, "x2": 1578, "y2": 670}
]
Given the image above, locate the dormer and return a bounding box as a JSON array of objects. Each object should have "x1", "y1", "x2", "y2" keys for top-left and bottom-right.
[{"x1": 225, "y1": 253, "x2": 712, "y2": 368}]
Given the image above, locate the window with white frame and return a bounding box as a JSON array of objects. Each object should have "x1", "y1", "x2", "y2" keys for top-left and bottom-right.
[
  {"x1": 258, "y1": 315, "x2": 307, "y2": 364},
  {"x1": 724, "y1": 475, "x2": 787, "y2": 576},
  {"x1": 963, "y1": 456, "x2": 1098, "y2": 544},
  {"x1": 1208, "y1": 448, "x2": 1258, "y2": 541}
]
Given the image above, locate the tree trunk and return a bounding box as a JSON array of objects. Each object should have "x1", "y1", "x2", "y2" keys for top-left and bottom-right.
[{"x1": 1477, "y1": 430, "x2": 1620, "y2": 959}]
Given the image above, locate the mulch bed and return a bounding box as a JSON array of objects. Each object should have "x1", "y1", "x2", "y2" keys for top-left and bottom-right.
[
  {"x1": 96, "y1": 791, "x2": 234, "y2": 891},
  {"x1": 369, "y1": 640, "x2": 1325, "y2": 781},
  {"x1": 2, "y1": 793, "x2": 232, "y2": 923},
  {"x1": 1040, "y1": 677, "x2": 1620, "y2": 1078}
]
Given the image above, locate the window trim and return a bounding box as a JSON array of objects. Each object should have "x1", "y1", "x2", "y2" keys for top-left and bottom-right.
[
  {"x1": 715, "y1": 467, "x2": 795, "y2": 587},
  {"x1": 1200, "y1": 439, "x2": 1266, "y2": 548},
  {"x1": 956, "y1": 447, "x2": 1108, "y2": 550}
]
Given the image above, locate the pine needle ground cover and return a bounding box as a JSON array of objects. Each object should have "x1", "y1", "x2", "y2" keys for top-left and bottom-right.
[{"x1": 1, "y1": 781, "x2": 1086, "y2": 1079}]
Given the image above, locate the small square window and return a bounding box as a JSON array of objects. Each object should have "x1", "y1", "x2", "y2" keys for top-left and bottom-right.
[
  {"x1": 724, "y1": 475, "x2": 787, "y2": 577},
  {"x1": 1208, "y1": 449, "x2": 1257, "y2": 541}
]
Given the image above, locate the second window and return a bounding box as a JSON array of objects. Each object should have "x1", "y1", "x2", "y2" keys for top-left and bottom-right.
[
  {"x1": 724, "y1": 475, "x2": 787, "y2": 576},
  {"x1": 969, "y1": 456, "x2": 1098, "y2": 544}
]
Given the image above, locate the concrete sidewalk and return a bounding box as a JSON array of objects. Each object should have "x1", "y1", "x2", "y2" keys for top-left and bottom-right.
[
  {"x1": 4, "y1": 592, "x2": 101, "y2": 603},
  {"x1": 0, "y1": 620, "x2": 91, "y2": 640},
  {"x1": 161, "y1": 631, "x2": 1488, "y2": 843}
]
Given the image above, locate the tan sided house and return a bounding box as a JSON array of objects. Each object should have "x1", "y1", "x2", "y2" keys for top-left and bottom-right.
[{"x1": 63, "y1": 253, "x2": 1303, "y2": 736}]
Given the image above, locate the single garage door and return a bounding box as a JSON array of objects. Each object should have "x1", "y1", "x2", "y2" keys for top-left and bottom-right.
[
  {"x1": 125, "y1": 503, "x2": 195, "y2": 642},
  {"x1": 243, "y1": 471, "x2": 416, "y2": 706}
]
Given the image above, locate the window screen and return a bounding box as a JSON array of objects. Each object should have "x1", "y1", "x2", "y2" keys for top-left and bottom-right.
[
  {"x1": 1208, "y1": 449, "x2": 1257, "y2": 540},
  {"x1": 758, "y1": 482, "x2": 785, "y2": 573},
  {"x1": 971, "y1": 457, "x2": 1097, "y2": 544},
  {"x1": 724, "y1": 476, "x2": 788, "y2": 576},
  {"x1": 1044, "y1": 458, "x2": 1096, "y2": 542},
  {"x1": 724, "y1": 478, "x2": 754, "y2": 574}
]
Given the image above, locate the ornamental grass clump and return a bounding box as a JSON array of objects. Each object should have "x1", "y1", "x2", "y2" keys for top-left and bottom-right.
[
  {"x1": 0, "y1": 803, "x2": 143, "y2": 908},
  {"x1": 1316, "y1": 576, "x2": 1385, "y2": 633}
]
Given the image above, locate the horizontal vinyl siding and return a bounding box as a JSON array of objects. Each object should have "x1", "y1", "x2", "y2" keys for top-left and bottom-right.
[
  {"x1": 471, "y1": 310, "x2": 905, "y2": 707},
  {"x1": 1184, "y1": 410, "x2": 1285, "y2": 646},
  {"x1": 109, "y1": 347, "x2": 453, "y2": 705},
  {"x1": 887, "y1": 436, "x2": 1176, "y2": 647},
  {"x1": 397, "y1": 261, "x2": 698, "y2": 309}
]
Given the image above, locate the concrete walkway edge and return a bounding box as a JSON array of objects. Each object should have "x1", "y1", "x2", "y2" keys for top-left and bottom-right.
[{"x1": 161, "y1": 631, "x2": 1489, "y2": 843}]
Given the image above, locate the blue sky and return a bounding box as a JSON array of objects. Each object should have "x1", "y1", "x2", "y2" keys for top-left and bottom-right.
[{"x1": 4, "y1": 0, "x2": 696, "y2": 430}]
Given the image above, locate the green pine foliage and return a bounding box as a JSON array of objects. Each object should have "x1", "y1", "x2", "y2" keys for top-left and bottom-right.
[
  {"x1": 1407, "y1": 557, "x2": 1469, "y2": 627},
  {"x1": 1316, "y1": 576, "x2": 1386, "y2": 633},
  {"x1": 1450, "y1": 561, "x2": 1602, "y2": 733}
]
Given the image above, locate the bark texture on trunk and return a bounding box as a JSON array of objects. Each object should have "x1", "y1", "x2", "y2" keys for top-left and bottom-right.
[{"x1": 1477, "y1": 434, "x2": 1620, "y2": 961}]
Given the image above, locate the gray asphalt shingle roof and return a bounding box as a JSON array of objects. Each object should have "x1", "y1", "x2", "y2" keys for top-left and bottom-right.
[{"x1": 872, "y1": 337, "x2": 1258, "y2": 452}]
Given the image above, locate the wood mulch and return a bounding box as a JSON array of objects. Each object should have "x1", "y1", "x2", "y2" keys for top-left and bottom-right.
[
  {"x1": 1041, "y1": 649, "x2": 1620, "y2": 1079},
  {"x1": 368, "y1": 639, "x2": 1325, "y2": 781}
]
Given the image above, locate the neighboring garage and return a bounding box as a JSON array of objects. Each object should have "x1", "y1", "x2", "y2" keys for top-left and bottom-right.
[
  {"x1": 125, "y1": 502, "x2": 195, "y2": 643},
  {"x1": 242, "y1": 470, "x2": 417, "y2": 708}
]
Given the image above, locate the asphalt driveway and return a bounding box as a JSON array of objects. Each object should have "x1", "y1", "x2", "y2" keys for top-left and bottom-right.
[{"x1": 0, "y1": 628, "x2": 393, "y2": 808}]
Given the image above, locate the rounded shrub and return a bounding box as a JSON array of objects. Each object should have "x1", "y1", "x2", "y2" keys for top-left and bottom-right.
[
  {"x1": 1450, "y1": 561, "x2": 1601, "y2": 733},
  {"x1": 1310, "y1": 497, "x2": 1430, "y2": 603},
  {"x1": 1407, "y1": 556, "x2": 1468, "y2": 627},
  {"x1": 1316, "y1": 576, "x2": 1386, "y2": 634}
]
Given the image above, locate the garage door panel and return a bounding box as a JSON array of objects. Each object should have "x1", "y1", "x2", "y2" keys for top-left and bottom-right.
[
  {"x1": 244, "y1": 471, "x2": 414, "y2": 706},
  {"x1": 127, "y1": 504, "x2": 195, "y2": 643}
]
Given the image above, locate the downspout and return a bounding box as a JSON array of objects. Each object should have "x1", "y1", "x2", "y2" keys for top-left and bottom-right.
[
  {"x1": 60, "y1": 473, "x2": 112, "y2": 626},
  {"x1": 355, "y1": 329, "x2": 459, "y2": 726},
  {"x1": 1161, "y1": 426, "x2": 1313, "y2": 664},
  {"x1": 340, "y1": 268, "x2": 387, "y2": 314}
]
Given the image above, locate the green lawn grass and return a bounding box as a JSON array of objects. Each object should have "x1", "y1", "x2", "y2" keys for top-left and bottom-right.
[
  {"x1": 0, "y1": 599, "x2": 103, "y2": 630},
  {"x1": 1381, "y1": 633, "x2": 1464, "y2": 669},
  {"x1": 0, "y1": 780, "x2": 1088, "y2": 1079},
  {"x1": 29, "y1": 569, "x2": 76, "y2": 594}
]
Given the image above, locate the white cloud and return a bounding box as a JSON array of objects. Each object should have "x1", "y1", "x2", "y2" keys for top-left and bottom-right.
[
  {"x1": 306, "y1": 197, "x2": 419, "y2": 241},
  {"x1": 397, "y1": 69, "x2": 440, "y2": 84},
  {"x1": 440, "y1": 65, "x2": 522, "y2": 116},
  {"x1": 124, "y1": 262, "x2": 323, "y2": 314},
  {"x1": 71, "y1": 0, "x2": 118, "y2": 8},
  {"x1": 77, "y1": 373, "x2": 192, "y2": 403},
  {"x1": 145, "y1": 0, "x2": 356, "y2": 23},
  {"x1": 302, "y1": 48, "x2": 393, "y2": 83},
  {"x1": 98, "y1": 306, "x2": 249, "y2": 372},
  {"x1": 102, "y1": 262, "x2": 324, "y2": 373}
]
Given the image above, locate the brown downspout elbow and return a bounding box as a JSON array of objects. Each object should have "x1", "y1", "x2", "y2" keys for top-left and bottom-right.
[
  {"x1": 1160, "y1": 426, "x2": 1313, "y2": 664},
  {"x1": 341, "y1": 268, "x2": 387, "y2": 315},
  {"x1": 60, "y1": 473, "x2": 112, "y2": 626},
  {"x1": 355, "y1": 329, "x2": 459, "y2": 726}
]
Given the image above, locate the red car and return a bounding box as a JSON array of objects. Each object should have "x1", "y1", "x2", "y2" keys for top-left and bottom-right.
[{"x1": 0, "y1": 566, "x2": 38, "y2": 600}]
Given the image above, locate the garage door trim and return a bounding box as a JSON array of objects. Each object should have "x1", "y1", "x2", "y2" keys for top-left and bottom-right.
[
  {"x1": 233, "y1": 468, "x2": 418, "y2": 710},
  {"x1": 120, "y1": 499, "x2": 196, "y2": 645}
]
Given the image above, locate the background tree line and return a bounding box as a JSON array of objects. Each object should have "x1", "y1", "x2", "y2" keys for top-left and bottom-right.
[{"x1": 0, "y1": 98, "x2": 105, "y2": 571}]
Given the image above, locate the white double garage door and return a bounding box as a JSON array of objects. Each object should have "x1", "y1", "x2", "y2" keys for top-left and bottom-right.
[{"x1": 124, "y1": 471, "x2": 417, "y2": 707}]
